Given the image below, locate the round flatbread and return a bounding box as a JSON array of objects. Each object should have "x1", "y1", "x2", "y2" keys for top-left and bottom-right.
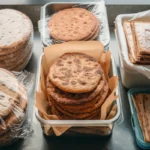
[
  {"x1": 49, "y1": 53, "x2": 102, "y2": 93},
  {"x1": 47, "y1": 79, "x2": 105, "y2": 105},
  {"x1": 60, "y1": 82, "x2": 109, "y2": 114},
  {"x1": 0, "y1": 9, "x2": 33, "y2": 54},
  {"x1": 48, "y1": 8, "x2": 97, "y2": 41}
]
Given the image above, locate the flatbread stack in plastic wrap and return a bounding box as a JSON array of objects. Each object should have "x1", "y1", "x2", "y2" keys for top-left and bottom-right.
[
  {"x1": 46, "y1": 52, "x2": 109, "y2": 120},
  {"x1": 123, "y1": 21, "x2": 150, "y2": 64},
  {"x1": 48, "y1": 8, "x2": 100, "y2": 42},
  {"x1": 0, "y1": 9, "x2": 33, "y2": 71},
  {"x1": 0, "y1": 68, "x2": 28, "y2": 145}
]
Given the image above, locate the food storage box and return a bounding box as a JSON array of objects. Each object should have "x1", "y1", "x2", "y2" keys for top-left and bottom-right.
[
  {"x1": 35, "y1": 53, "x2": 123, "y2": 136},
  {"x1": 38, "y1": 1, "x2": 110, "y2": 50},
  {"x1": 115, "y1": 14, "x2": 150, "y2": 88},
  {"x1": 128, "y1": 88, "x2": 150, "y2": 149}
]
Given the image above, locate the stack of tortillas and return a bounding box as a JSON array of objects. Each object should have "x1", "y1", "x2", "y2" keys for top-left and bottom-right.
[
  {"x1": 46, "y1": 53, "x2": 109, "y2": 120},
  {"x1": 0, "y1": 68, "x2": 28, "y2": 145},
  {"x1": 0, "y1": 9, "x2": 33, "y2": 71},
  {"x1": 48, "y1": 8, "x2": 100, "y2": 42}
]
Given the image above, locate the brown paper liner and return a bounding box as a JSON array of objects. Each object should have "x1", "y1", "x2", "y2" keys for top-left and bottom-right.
[{"x1": 35, "y1": 41, "x2": 118, "y2": 136}]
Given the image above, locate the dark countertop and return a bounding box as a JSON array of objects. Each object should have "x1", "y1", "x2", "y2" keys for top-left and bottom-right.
[
  {"x1": 0, "y1": 29, "x2": 142, "y2": 150},
  {"x1": 1, "y1": 0, "x2": 150, "y2": 5}
]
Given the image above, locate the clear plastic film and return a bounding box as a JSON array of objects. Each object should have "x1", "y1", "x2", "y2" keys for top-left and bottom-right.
[
  {"x1": 38, "y1": 1, "x2": 110, "y2": 49},
  {"x1": 0, "y1": 68, "x2": 35, "y2": 146},
  {"x1": 0, "y1": 9, "x2": 34, "y2": 71}
]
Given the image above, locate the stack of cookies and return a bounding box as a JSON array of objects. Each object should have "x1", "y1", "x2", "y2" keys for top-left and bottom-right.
[
  {"x1": 48, "y1": 8, "x2": 100, "y2": 42},
  {"x1": 46, "y1": 53, "x2": 109, "y2": 120},
  {"x1": 0, "y1": 9, "x2": 33, "y2": 71},
  {"x1": 123, "y1": 21, "x2": 150, "y2": 64},
  {"x1": 0, "y1": 68, "x2": 28, "y2": 145}
]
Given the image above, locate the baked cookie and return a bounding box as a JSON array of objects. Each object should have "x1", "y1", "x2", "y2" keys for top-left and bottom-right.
[
  {"x1": 49, "y1": 53, "x2": 102, "y2": 93},
  {"x1": 48, "y1": 8, "x2": 98, "y2": 41},
  {"x1": 47, "y1": 79, "x2": 105, "y2": 105},
  {"x1": 57, "y1": 82, "x2": 109, "y2": 114}
]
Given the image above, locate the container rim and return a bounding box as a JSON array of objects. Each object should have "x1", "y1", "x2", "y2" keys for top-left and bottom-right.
[{"x1": 35, "y1": 53, "x2": 122, "y2": 126}]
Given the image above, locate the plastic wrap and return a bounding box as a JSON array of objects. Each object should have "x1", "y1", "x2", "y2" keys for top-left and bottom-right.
[
  {"x1": 38, "y1": 1, "x2": 110, "y2": 49},
  {"x1": 115, "y1": 10, "x2": 150, "y2": 80},
  {"x1": 0, "y1": 68, "x2": 35, "y2": 146},
  {"x1": 35, "y1": 41, "x2": 123, "y2": 136},
  {"x1": 0, "y1": 9, "x2": 34, "y2": 71}
]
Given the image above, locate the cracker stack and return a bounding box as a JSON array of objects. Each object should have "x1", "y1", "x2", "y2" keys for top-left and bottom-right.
[
  {"x1": 0, "y1": 68, "x2": 28, "y2": 145},
  {"x1": 123, "y1": 21, "x2": 150, "y2": 64},
  {"x1": 0, "y1": 9, "x2": 33, "y2": 71},
  {"x1": 132, "y1": 94, "x2": 150, "y2": 142},
  {"x1": 48, "y1": 8, "x2": 100, "y2": 42},
  {"x1": 46, "y1": 53, "x2": 109, "y2": 120}
]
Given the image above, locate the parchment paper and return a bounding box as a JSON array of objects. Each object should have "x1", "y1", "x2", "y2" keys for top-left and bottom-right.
[{"x1": 35, "y1": 41, "x2": 118, "y2": 136}]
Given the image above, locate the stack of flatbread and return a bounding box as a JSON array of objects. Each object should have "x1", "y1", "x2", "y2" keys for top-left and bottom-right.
[
  {"x1": 0, "y1": 68, "x2": 28, "y2": 145},
  {"x1": 48, "y1": 8, "x2": 100, "y2": 42},
  {"x1": 46, "y1": 53, "x2": 109, "y2": 120},
  {"x1": 0, "y1": 9, "x2": 33, "y2": 71},
  {"x1": 132, "y1": 93, "x2": 150, "y2": 142},
  {"x1": 123, "y1": 21, "x2": 150, "y2": 64}
]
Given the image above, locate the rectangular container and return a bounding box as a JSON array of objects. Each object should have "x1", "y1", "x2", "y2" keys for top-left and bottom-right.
[
  {"x1": 38, "y1": 1, "x2": 110, "y2": 50},
  {"x1": 128, "y1": 88, "x2": 150, "y2": 149},
  {"x1": 115, "y1": 15, "x2": 150, "y2": 88},
  {"x1": 35, "y1": 53, "x2": 123, "y2": 136}
]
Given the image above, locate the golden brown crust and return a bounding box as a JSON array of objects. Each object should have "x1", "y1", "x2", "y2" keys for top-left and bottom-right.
[
  {"x1": 48, "y1": 8, "x2": 98, "y2": 41},
  {"x1": 49, "y1": 53, "x2": 102, "y2": 93}
]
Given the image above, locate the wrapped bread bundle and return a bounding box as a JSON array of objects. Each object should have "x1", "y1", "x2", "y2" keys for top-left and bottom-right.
[
  {"x1": 123, "y1": 20, "x2": 150, "y2": 64},
  {"x1": 0, "y1": 68, "x2": 28, "y2": 145}
]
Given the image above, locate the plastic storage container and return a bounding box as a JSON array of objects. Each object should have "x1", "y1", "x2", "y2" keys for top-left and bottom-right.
[
  {"x1": 115, "y1": 16, "x2": 150, "y2": 88},
  {"x1": 35, "y1": 53, "x2": 123, "y2": 136},
  {"x1": 128, "y1": 88, "x2": 150, "y2": 149},
  {"x1": 38, "y1": 1, "x2": 110, "y2": 50}
]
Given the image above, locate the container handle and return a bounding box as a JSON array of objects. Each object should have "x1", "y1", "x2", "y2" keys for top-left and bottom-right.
[{"x1": 131, "y1": 115, "x2": 135, "y2": 131}]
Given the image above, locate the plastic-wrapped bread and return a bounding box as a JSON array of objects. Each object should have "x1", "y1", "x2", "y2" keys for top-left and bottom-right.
[
  {"x1": 0, "y1": 9, "x2": 33, "y2": 71},
  {"x1": 0, "y1": 68, "x2": 28, "y2": 146}
]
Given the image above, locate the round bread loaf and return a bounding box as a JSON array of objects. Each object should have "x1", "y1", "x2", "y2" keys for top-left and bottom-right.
[
  {"x1": 49, "y1": 53, "x2": 102, "y2": 93},
  {"x1": 48, "y1": 8, "x2": 98, "y2": 41}
]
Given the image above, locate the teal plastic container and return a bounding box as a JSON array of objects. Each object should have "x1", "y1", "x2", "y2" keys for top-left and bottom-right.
[{"x1": 128, "y1": 88, "x2": 150, "y2": 149}]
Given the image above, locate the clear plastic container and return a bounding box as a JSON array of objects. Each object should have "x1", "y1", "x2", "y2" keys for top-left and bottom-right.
[
  {"x1": 128, "y1": 88, "x2": 150, "y2": 149},
  {"x1": 35, "y1": 54, "x2": 123, "y2": 136},
  {"x1": 115, "y1": 27, "x2": 150, "y2": 89},
  {"x1": 38, "y1": 1, "x2": 110, "y2": 50}
]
